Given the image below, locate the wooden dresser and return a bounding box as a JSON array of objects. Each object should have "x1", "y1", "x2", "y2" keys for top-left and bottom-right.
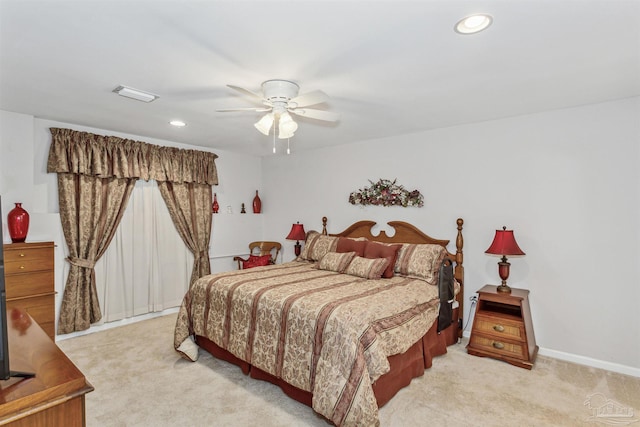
[
  {"x1": 0, "y1": 310, "x2": 93, "y2": 426},
  {"x1": 2, "y1": 242, "x2": 55, "y2": 340},
  {"x1": 467, "y1": 285, "x2": 538, "y2": 369}
]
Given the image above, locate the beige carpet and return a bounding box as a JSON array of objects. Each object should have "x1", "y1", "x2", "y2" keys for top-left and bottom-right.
[{"x1": 57, "y1": 313, "x2": 639, "y2": 426}]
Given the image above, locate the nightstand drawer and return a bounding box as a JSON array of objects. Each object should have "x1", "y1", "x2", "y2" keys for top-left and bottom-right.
[
  {"x1": 469, "y1": 333, "x2": 527, "y2": 360},
  {"x1": 474, "y1": 314, "x2": 525, "y2": 341}
]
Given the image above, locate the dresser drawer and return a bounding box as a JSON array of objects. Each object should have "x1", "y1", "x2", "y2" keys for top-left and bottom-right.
[
  {"x1": 469, "y1": 333, "x2": 527, "y2": 361},
  {"x1": 473, "y1": 314, "x2": 525, "y2": 342},
  {"x1": 4, "y1": 246, "x2": 54, "y2": 274},
  {"x1": 6, "y1": 294, "x2": 55, "y2": 333},
  {"x1": 4, "y1": 270, "x2": 54, "y2": 299}
]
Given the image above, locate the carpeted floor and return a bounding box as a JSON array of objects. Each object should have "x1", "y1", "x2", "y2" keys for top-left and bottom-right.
[{"x1": 57, "y1": 313, "x2": 640, "y2": 426}]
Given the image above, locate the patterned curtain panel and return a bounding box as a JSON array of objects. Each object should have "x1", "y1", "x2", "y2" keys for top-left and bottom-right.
[
  {"x1": 157, "y1": 181, "x2": 212, "y2": 286},
  {"x1": 56, "y1": 173, "x2": 136, "y2": 334},
  {"x1": 48, "y1": 128, "x2": 218, "y2": 333}
]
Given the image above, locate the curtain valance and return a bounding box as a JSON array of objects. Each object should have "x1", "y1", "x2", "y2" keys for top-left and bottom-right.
[{"x1": 47, "y1": 128, "x2": 219, "y2": 185}]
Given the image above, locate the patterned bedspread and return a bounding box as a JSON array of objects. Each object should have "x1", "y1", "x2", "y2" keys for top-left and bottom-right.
[{"x1": 174, "y1": 261, "x2": 440, "y2": 426}]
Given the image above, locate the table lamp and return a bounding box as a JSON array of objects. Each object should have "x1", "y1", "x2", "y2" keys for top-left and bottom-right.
[
  {"x1": 286, "y1": 222, "x2": 306, "y2": 256},
  {"x1": 485, "y1": 226, "x2": 526, "y2": 293}
]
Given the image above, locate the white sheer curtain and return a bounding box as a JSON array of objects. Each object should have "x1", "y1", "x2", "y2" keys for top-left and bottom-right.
[{"x1": 93, "y1": 180, "x2": 193, "y2": 324}]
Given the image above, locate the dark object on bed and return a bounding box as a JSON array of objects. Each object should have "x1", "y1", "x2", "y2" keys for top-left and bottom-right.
[{"x1": 438, "y1": 258, "x2": 455, "y2": 332}]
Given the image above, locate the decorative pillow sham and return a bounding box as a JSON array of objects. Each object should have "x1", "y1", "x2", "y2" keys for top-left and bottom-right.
[
  {"x1": 298, "y1": 231, "x2": 320, "y2": 260},
  {"x1": 344, "y1": 256, "x2": 390, "y2": 280},
  {"x1": 363, "y1": 241, "x2": 401, "y2": 278},
  {"x1": 298, "y1": 231, "x2": 339, "y2": 262},
  {"x1": 336, "y1": 237, "x2": 368, "y2": 257},
  {"x1": 318, "y1": 251, "x2": 357, "y2": 273},
  {"x1": 242, "y1": 254, "x2": 272, "y2": 269},
  {"x1": 394, "y1": 243, "x2": 447, "y2": 284}
]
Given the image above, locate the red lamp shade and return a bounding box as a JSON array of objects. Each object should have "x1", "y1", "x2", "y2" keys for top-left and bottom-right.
[
  {"x1": 485, "y1": 226, "x2": 525, "y2": 293},
  {"x1": 286, "y1": 222, "x2": 306, "y2": 256},
  {"x1": 485, "y1": 227, "x2": 526, "y2": 257}
]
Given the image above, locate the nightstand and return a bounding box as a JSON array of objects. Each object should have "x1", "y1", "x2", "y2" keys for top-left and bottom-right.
[{"x1": 467, "y1": 285, "x2": 538, "y2": 369}]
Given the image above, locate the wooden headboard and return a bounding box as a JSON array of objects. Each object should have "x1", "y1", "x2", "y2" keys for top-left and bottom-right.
[{"x1": 321, "y1": 216, "x2": 465, "y2": 336}]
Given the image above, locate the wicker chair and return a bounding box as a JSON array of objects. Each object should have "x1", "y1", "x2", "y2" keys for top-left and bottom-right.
[{"x1": 233, "y1": 241, "x2": 282, "y2": 269}]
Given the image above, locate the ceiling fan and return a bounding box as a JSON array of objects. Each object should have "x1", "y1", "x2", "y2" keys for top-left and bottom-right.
[{"x1": 217, "y1": 79, "x2": 339, "y2": 140}]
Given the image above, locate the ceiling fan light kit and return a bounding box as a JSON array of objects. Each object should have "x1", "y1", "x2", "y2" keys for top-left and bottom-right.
[
  {"x1": 278, "y1": 112, "x2": 298, "y2": 139},
  {"x1": 219, "y1": 79, "x2": 339, "y2": 149},
  {"x1": 254, "y1": 113, "x2": 274, "y2": 135}
]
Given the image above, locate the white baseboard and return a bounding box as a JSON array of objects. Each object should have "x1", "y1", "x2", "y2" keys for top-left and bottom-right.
[
  {"x1": 538, "y1": 347, "x2": 640, "y2": 378},
  {"x1": 55, "y1": 307, "x2": 180, "y2": 342},
  {"x1": 462, "y1": 330, "x2": 639, "y2": 378}
]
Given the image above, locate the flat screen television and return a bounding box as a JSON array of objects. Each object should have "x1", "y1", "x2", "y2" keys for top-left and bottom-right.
[
  {"x1": 0, "y1": 198, "x2": 8, "y2": 379},
  {"x1": 0, "y1": 197, "x2": 34, "y2": 380}
]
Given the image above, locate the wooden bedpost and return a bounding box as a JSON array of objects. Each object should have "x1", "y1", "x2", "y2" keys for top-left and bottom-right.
[
  {"x1": 456, "y1": 218, "x2": 464, "y2": 269},
  {"x1": 455, "y1": 218, "x2": 464, "y2": 339},
  {"x1": 322, "y1": 216, "x2": 328, "y2": 235}
]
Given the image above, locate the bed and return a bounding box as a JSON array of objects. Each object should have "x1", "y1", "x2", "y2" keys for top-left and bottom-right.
[{"x1": 174, "y1": 217, "x2": 464, "y2": 426}]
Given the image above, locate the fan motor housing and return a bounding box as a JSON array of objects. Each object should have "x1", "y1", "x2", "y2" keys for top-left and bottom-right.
[{"x1": 261, "y1": 80, "x2": 300, "y2": 102}]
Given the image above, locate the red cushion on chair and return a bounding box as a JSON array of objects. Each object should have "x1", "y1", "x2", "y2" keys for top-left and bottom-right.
[{"x1": 242, "y1": 254, "x2": 272, "y2": 269}]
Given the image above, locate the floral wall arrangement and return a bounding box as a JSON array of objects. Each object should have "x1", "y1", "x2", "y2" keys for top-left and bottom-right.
[{"x1": 348, "y1": 178, "x2": 424, "y2": 207}]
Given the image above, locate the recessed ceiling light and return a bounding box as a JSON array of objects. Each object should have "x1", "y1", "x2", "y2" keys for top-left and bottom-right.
[
  {"x1": 113, "y1": 85, "x2": 159, "y2": 103},
  {"x1": 455, "y1": 14, "x2": 493, "y2": 35},
  {"x1": 170, "y1": 120, "x2": 186, "y2": 127}
]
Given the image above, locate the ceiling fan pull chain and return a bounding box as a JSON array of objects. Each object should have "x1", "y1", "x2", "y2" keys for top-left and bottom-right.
[
  {"x1": 272, "y1": 129, "x2": 276, "y2": 154},
  {"x1": 287, "y1": 138, "x2": 291, "y2": 155}
]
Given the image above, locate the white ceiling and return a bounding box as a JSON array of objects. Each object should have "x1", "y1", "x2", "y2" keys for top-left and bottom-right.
[{"x1": 1, "y1": 1, "x2": 639, "y2": 157}]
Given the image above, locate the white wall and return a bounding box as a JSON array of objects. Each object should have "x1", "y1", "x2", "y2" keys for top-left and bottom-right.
[
  {"x1": 3, "y1": 97, "x2": 639, "y2": 375},
  {"x1": 261, "y1": 97, "x2": 640, "y2": 374},
  {"x1": 1, "y1": 110, "x2": 262, "y2": 331}
]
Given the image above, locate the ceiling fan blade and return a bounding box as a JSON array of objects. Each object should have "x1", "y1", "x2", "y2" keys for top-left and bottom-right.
[
  {"x1": 217, "y1": 107, "x2": 272, "y2": 112},
  {"x1": 290, "y1": 90, "x2": 329, "y2": 107},
  {"x1": 227, "y1": 85, "x2": 265, "y2": 102},
  {"x1": 289, "y1": 108, "x2": 340, "y2": 122}
]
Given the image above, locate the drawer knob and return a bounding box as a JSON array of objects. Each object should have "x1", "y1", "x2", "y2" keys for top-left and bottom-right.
[
  {"x1": 492, "y1": 341, "x2": 505, "y2": 350},
  {"x1": 19, "y1": 253, "x2": 25, "y2": 257},
  {"x1": 19, "y1": 265, "x2": 25, "y2": 270},
  {"x1": 493, "y1": 324, "x2": 505, "y2": 333}
]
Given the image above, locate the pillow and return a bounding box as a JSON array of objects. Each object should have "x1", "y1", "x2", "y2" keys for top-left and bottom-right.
[
  {"x1": 318, "y1": 251, "x2": 357, "y2": 273},
  {"x1": 299, "y1": 231, "x2": 339, "y2": 262},
  {"x1": 344, "y1": 256, "x2": 390, "y2": 280},
  {"x1": 242, "y1": 254, "x2": 271, "y2": 269},
  {"x1": 394, "y1": 244, "x2": 447, "y2": 284},
  {"x1": 336, "y1": 237, "x2": 368, "y2": 257},
  {"x1": 298, "y1": 231, "x2": 320, "y2": 260},
  {"x1": 363, "y1": 241, "x2": 401, "y2": 278}
]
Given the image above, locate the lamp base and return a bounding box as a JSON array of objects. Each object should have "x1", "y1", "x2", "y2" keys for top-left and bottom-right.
[{"x1": 496, "y1": 283, "x2": 512, "y2": 293}]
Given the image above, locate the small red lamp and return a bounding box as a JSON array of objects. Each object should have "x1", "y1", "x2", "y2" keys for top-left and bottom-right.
[
  {"x1": 485, "y1": 226, "x2": 526, "y2": 293},
  {"x1": 286, "y1": 222, "x2": 306, "y2": 257}
]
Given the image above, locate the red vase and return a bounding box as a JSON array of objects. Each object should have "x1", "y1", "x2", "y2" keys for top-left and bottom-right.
[
  {"x1": 212, "y1": 193, "x2": 219, "y2": 214},
  {"x1": 252, "y1": 190, "x2": 262, "y2": 214},
  {"x1": 7, "y1": 202, "x2": 29, "y2": 243}
]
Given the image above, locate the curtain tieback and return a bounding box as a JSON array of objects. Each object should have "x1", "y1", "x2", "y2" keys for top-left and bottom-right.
[
  {"x1": 197, "y1": 250, "x2": 208, "y2": 258},
  {"x1": 67, "y1": 256, "x2": 96, "y2": 269}
]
